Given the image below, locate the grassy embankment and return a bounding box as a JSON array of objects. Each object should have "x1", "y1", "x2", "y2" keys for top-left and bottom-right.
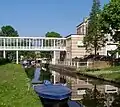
[
  {"x1": 79, "y1": 66, "x2": 120, "y2": 82},
  {"x1": 0, "y1": 64, "x2": 43, "y2": 107}
]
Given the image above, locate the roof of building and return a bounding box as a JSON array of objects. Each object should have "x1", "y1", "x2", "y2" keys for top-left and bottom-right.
[
  {"x1": 76, "y1": 17, "x2": 89, "y2": 28},
  {"x1": 76, "y1": 22, "x2": 84, "y2": 28},
  {"x1": 65, "y1": 34, "x2": 78, "y2": 38},
  {"x1": 65, "y1": 34, "x2": 85, "y2": 38}
]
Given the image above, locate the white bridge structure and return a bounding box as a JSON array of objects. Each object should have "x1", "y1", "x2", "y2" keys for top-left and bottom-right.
[{"x1": 0, "y1": 37, "x2": 66, "y2": 64}]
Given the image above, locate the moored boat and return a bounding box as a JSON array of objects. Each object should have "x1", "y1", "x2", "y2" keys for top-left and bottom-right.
[{"x1": 34, "y1": 80, "x2": 72, "y2": 100}]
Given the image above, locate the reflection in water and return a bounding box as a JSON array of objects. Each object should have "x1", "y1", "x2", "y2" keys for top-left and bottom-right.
[
  {"x1": 32, "y1": 67, "x2": 40, "y2": 82},
  {"x1": 81, "y1": 85, "x2": 105, "y2": 107},
  {"x1": 51, "y1": 70, "x2": 120, "y2": 107},
  {"x1": 27, "y1": 64, "x2": 120, "y2": 107},
  {"x1": 40, "y1": 98, "x2": 69, "y2": 107}
]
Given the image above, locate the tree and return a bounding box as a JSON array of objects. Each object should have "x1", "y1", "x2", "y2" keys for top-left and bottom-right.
[
  {"x1": 1, "y1": 25, "x2": 19, "y2": 37},
  {"x1": 40, "y1": 32, "x2": 62, "y2": 59},
  {"x1": 83, "y1": 0, "x2": 105, "y2": 56},
  {"x1": 100, "y1": 0, "x2": 120, "y2": 43},
  {"x1": 45, "y1": 32, "x2": 62, "y2": 38},
  {"x1": 0, "y1": 25, "x2": 36, "y2": 60},
  {"x1": 0, "y1": 26, "x2": 19, "y2": 59}
]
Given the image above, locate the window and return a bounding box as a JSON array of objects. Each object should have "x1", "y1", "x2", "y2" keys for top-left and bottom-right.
[{"x1": 77, "y1": 41, "x2": 84, "y2": 47}]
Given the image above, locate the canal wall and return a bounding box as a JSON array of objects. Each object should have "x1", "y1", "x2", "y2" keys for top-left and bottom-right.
[
  {"x1": 88, "y1": 61, "x2": 111, "y2": 69},
  {"x1": 42, "y1": 63, "x2": 77, "y2": 78}
]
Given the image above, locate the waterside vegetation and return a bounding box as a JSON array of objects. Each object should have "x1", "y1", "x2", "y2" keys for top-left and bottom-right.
[{"x1": 78, "y1": 65, "x2": 120, "y2": 83}]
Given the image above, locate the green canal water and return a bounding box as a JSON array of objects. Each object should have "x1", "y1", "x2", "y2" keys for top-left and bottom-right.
[{"x1": 25, "y1": 66, "x2": 120, "y2": 107}]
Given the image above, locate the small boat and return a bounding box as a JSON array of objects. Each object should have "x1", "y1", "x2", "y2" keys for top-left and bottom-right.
[{"x1": 34, "y1": 80, "x2": 72, "y2": 100}]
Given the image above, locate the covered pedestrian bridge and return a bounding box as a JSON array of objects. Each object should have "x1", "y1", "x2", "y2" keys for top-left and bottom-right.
[{"x1": 0, "y1": 37, "x2": 66, "y2": 64}]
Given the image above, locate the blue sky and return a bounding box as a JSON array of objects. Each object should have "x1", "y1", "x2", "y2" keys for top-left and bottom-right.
[{"x1": 0, "y1": 0, "x2": 109, "y2": 37}]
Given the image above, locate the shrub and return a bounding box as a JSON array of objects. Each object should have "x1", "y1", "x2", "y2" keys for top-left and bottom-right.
[
  {"x1": 0, "y1": 58, "x2": 11, "y2": 65},
  {"x1": 86, "y1": 68, "x2": 100, "y2": 72}
]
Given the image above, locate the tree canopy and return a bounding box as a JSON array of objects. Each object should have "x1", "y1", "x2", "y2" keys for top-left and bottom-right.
[
  {"x1": 83, "y1": 0, "x2": 105, "y2": 55},
  {"x1": 0, "y1": 25, "x2": 36, "y2": 60},
  {"x1": 1, "y1": 25, "x2": 19, "y2": 37},
  {"x1": 0, "y1": 26, "x2": 19, "y2": 59},
  {"x1": 45, "y1": 32, "x2": 62, "y2": 38},
  {"x1": 100, "y1": 0, "x2": 120, "y2": 42}
]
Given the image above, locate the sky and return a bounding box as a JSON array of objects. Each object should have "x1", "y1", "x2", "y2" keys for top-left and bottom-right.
[{"x1": 0, "y1": 0, "x2": 109, "y2": 37}]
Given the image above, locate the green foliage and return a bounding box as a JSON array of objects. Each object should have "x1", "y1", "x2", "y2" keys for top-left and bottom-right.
[
  {"x1": 20, "y1": 51, "x2": 36, "y2": 59},
  {"x1": 0, "y1": 25, "x2": 19, "y2": 60},
  {"x1": 0, "y1": 58, "x2": 11, "y2": 65},
  {"x1": 84, "y1": 65, "x2": 120, "y2": 82},
  {"x1": 100, "y1": 0, "x2": 120, "y2": 42},
  {"x1": 101, "y1": 72, "x2": 120, "y2": 82},
  {"x1": 45, "y1": 31, "x2": 62, "y2": 38},
  {"x1": 84, "y1": 0, "x2": 105, "y2": 55},
  {"x1": 0, "y1": 25, "x2": 36, "y2": 59},
  {"x1": 0, "y1": 64, "x2": 43, "y2": 107},
  {"x1": 40, "y1": 51, "x2": 52, "y2": 59},
  {"x1": 1, "y1": 25, "x2": 19, "y2": 37}
]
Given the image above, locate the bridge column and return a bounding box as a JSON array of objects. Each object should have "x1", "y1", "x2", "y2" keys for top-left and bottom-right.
[
  {"x1": 3, "y1": 38, "x2": 6, "y2": 58},
  {"x1": 3, "y1": 51, "x2": 6, "y2": 58},
  {"x1": 16, "y1": 51, "x2": 18, "y2": 64},
  {"x1": 52, "y1": 71, "x2": 56, "y2": 84},
  {"x1": 52, "y1": 51, "x2": 56, "y2": 64}
]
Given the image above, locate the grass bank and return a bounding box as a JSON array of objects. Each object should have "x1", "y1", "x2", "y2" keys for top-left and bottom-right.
[
  {"x1": 0, "y1": 64, "x2": 43, "y2": 107},
  {"x1": 78, "y1": 66, "x2": 120, "y2": 82}
]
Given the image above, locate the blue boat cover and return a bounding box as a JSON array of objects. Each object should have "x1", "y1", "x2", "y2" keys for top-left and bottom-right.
[{"x1": 34, "y1": 81, "x2": 72, "y2": 100}]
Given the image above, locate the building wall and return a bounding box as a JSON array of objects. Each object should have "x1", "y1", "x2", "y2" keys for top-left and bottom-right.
[
  {"x1": 65, "y1": 34, "x2": 118, "y2": 61},
  {"x1": 76, "y1": 18, "x2": 89, "y2": 35},
  {"x1": 65, "y1": 34, "x2": 89, "y2": 61},
  {"x1": 71, "y1": 35, "x2": 88, "y2": 58},
  {"x1": 65, "y1": 37, "x2": 72, "y2": 61}
]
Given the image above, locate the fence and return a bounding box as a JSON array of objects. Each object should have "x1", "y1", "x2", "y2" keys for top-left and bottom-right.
[
  {"x1": 54, "y1": 61, "x2": 91, "y2": 68},
  {"x1": 49, "y1": 60, "x2": 111, "y2": 69}
]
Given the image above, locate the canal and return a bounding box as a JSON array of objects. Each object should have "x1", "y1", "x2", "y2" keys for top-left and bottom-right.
[
  {"x1": 25, "y1": 64, "x2": 120, "y2": 107},
  {"x1": 51, "y1": 70, "x2": 120, "y2": 107}
]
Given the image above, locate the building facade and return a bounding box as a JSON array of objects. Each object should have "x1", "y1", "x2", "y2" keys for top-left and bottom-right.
[
  {"x1": 65, "y1": 18, "x2": 118, "y2": 61},
  {"x1": 65, "y1": 34, "x2": 88, "y2": 61},
  {"x1": 76, "y1": 17, "x2": 89, "y2": 35}
]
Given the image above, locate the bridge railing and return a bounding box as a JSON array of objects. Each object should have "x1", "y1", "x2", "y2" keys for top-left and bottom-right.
[
  {"x1": 52, "y1": 61, "x2": 92, "y2": 68},
  {"x1": 0, "y1": 37, "x2": 66, "y2": 51},
  {"x1": 0, "y1": 46, "x2": 66, "y2": 50}
]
